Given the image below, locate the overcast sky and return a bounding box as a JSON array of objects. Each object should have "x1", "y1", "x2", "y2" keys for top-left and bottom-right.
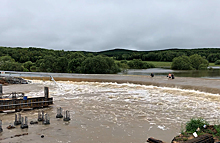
[{"x1": 0, "y1": 0, "x2": 220, "y2": 52}]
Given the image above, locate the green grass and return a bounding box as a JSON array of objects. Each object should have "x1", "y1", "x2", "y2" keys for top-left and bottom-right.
[
  {"x1": 144, "y1": 61, "x2": 172, "y2": 68},
  {"x1": 209, "y1": 63, "x2": 220, "y2": 67}
]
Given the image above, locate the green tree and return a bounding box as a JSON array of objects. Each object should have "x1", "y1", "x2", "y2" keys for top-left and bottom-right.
[
  {"x1": 30, "y1": 66, "x2": 37, "y2": 72},
  {"x1": 80, "y1": 56, "x2": 120, "y2": 74},
  {"x1": 171, "y1": 56, "x2": 192, "y2": 70},
  {"x1": 68, "y1": 58, "x2": 84, "y2": 73},
  {"x1": 0, "y1": 56, "x2": 15, "y2": 62},
  {"x1": 54, "y1": 57, "x2": 68, "y2": 73},
  {"x1": 23, "y1": 61, "x2": 33, "y2": 72},
  {"x1": 39, "y1": 55, "x2": 57, "y2": 72},
  {"x1": 215, "y1": 60, "x2": 220, "y2": 65},
  {"x1": 190, "y1": 54, "x2": 209, "y2": 70}
]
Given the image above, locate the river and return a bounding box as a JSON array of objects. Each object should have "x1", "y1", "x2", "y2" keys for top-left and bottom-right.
[
  {"x1": 119, "y1": 68, "x2": 220, "y2": 79},
  {"x1": 1, "y1": 70, "x2": 220, "y2": 142}
]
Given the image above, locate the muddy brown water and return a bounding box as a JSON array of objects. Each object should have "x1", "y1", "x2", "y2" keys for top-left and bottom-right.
[{"x1": 1, "y1": 75, "x2": 220, "y2": 143}]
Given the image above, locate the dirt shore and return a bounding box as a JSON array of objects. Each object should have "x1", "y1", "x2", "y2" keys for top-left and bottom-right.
[{"x1": 24, "y1": 74, "x2": 220, "y2": 94}]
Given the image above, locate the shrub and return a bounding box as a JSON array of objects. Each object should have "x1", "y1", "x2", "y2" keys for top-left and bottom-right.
[
  {"x1": 185, "y1": 118, "x2": 209, "y2": 133},
  {"x1": 198, "y1": 64, "x2": 208, "y2": 70},
  {"x1": 215, "y1": 60, "x2": 220, "y2": 65}
]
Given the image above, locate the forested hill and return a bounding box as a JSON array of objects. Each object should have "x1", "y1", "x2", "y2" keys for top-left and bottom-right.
[
  {"x1": 0, "y1": 46, "x2": 220, "y2": 73},
  {"x1": 98, "y1": 48, "x2": 220, "y2": 62},
  {"x1": 97, "y1": 49, "x2": 139, "y2": 56},
  {"x1": 1, "y1": 47, "x2": 220, "y2": 63}
]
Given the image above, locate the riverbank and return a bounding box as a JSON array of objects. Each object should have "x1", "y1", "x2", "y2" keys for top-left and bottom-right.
[{"x1": 23, "y1": 74, "x2": 220, "y2": 94}]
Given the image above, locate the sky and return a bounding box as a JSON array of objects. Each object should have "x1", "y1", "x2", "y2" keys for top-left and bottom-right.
[{"x1": 0, "y1": 0, "x2": 220, "y2": 52}]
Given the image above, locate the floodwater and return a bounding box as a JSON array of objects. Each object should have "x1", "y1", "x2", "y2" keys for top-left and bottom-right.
[
  {"x1": 119, "y1": 68, "x2": 220, "y2": 79},
  {"x1": 3, "y1": 68, "x2": 220, "y2": 79},
  {"x1": 1, "y1": 79, "x2": 220, "y2": 143}
]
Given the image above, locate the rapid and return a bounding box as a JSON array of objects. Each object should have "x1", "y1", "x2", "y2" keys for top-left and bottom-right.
[{"x1": 1, "y1": 79, "x2": 220, "y2": 143}]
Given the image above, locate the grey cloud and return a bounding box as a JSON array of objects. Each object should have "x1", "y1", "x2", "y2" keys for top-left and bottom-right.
[{"x1": 0, "y1": 0, "x2": 220, "y2": 52}]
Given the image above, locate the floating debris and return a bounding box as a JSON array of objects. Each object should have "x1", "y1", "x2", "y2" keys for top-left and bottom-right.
[
  {"x1": 6, "y1": 125, "x2": 15, "y2": 129},
  {"x1": 30, "y1": 121, "x2": 38, "y2": 124},
  {"x1": 0, "y1": 133, "x2": 28, "y2": 141},
  {"x1": 147, "y1": 137, "x2": 164, "y2": 143}
]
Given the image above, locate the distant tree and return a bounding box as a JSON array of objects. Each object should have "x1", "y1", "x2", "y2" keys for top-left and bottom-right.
[
  {"x1": 39, "y1": 55, "x2": 57, "y2": 72},
  {"x1": 171, "y1": 56, "x2": 192, "y2": 70},
  {"x1": 30, "y1": 65, "x2": 37, "y2": 72},
  {"x1": 67, "y1": 52, "x2": 85, "y2": 60},
  {"x1": 0, "y1": 61, "x2": 23, "y2": 71},
  {"x1": 215, "y1": 60, "x2": 220, "y2": 65},
  {"x1": 190, "y1": 54, "x2": 209, "y2": 70},
  {"x1": 19, "y1": 55, "x2": 30, "y2": 63},
  {"x1": 68, "y1": 58, "x2": 84, "y2": 73},
  {"x1": 128, "y1": 59, "x2": 143, "y2": 69},
  {"x1": 128, "y1": 59, "x2": 155, "y2": 69},
  {"x1": 0, "y1": 56, "x2": 15, "y2": 62},
  {"x1": 54, "y1": 57, "x2": 68, "y2": 73},
  {"x1": 80, "y1": 56, "x2": 120, "y2": 74},
  {"x1": 23, "y1": 61, "x2": 33, "y2": 71},
  {"x1": 172, "y1": 54, "x2": 209, "y2": 70}
]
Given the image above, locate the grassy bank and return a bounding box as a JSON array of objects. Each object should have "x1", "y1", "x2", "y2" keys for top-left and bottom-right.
[
  {"x1": 143, "y1": 61, "x2": 172, "y2": 68},
  {"x1": 209, "y1": 63, "x2": 220, "y2": 67}
]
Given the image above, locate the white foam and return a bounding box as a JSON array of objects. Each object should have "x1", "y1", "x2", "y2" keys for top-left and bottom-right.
[{"x1": 29, "y1": 80, "x2": 220, "y2": 126}]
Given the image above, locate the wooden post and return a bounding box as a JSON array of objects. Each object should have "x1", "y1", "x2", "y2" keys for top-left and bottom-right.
[
  {"x1": 0, "y1": 120, "x2": 3, "y2": 132},
  {"x1": 43, "y1": 113, "x2": 50, "y2": 125},
  {"x1": 56, "y1": 107, "x2": 63, "y2": 118},
  {"x1": 14, "y1": 113, "x2": 22, "y2": 125},
  {"x1": 63, "y1": 110, "x2": 71, "y2": 121},
  {"x1": 44, "y1": 87, "x2": 49, "y2": 99},
  {"x1": 0, "y1": 84, "x2": 2, "y2": 99}
]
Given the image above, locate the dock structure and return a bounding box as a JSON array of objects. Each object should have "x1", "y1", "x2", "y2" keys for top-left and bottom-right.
[{"x1": 0, "y1": 86, "x2": 53, "y2": 112}]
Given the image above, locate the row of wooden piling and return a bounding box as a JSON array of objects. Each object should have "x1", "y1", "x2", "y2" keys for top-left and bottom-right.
[
  {"x1": 0, "y1": 107, "x2": 71, "y2": 133},
  {"x1": 56, "y1": 107, "x2": 71, "y2": 121}
]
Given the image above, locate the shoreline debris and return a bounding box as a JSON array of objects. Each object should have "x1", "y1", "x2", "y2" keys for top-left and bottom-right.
[
  {"x1": 6, "y1": 125, "x2": 15, "y2": 129},
  {"x1": 30, "y1": 121, "x2": 38, "y2": 124}
]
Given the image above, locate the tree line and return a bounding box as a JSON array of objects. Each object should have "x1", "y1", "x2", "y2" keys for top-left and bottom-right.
[
  {"x1": 0, "y1": 47, "x2": 154, "y2": 74},
  {"x1": 98, "y1": 48, "x2": 220, "y2": 63},
  {"x1": 0, "y1": 47, "x2": 220, "y2": 73}
]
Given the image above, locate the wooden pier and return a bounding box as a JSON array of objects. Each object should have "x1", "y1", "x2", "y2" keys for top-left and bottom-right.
[{"x1": 0, "y1": 85, "x2": 53, "y2": 112}]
